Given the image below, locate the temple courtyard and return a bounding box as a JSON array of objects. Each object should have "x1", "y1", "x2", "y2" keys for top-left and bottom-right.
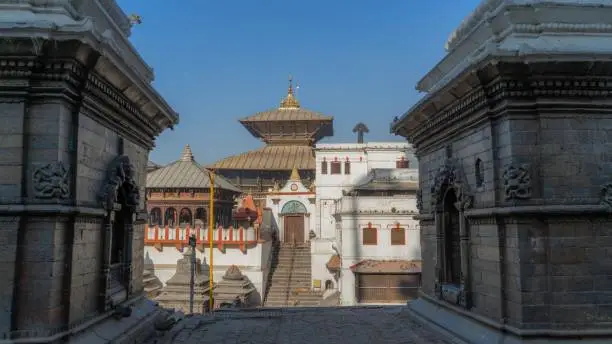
[{"x1": 154, "y1": 306, "x2": 458, "y2": 344}]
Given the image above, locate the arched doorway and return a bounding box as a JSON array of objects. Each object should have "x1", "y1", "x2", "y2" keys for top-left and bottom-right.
[{"x1": 280, "y1": 200, "x2": 307, "y2": 244}]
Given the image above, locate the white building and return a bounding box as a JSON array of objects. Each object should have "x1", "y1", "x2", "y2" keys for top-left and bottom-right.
[
  {"x1": 334, "y1": 169, "x2": 421, "y2": 305},
  {"x1": 311, "y1": 142, "x2": 421, "y2": 305}
]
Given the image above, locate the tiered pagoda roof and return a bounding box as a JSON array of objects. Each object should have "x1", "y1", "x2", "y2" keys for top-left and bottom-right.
[
  {"x1": 209, "y1": 77, "x2": 334, "y2": 171},
  {"x1": 147, "y1": 144, "x2": 241, "y2": 192}
]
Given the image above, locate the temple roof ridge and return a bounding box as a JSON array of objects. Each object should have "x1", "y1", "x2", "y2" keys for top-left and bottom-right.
[{"x1": 146, "y1": 150, "x2": 241, "y2": 192}]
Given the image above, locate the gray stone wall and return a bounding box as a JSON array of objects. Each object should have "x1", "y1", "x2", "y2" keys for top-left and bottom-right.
[
  {"x1": 405, "y1": 60, "x2": 612, "y2": 335},
  {"x1": 0, "y1": 218, "x2": 19, "y2": 335},
  {"x1": 70, "y1": 217, "x2": 104, "y2": 324},
  {"x1": 0, "y1": 36, "x2": 176, "y2": 339}
]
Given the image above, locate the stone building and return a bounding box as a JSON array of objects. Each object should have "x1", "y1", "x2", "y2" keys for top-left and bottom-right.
[
  {"x1": 209, "y1": 78, "x2": 334, "y2": 207},
  {"x1": 0, "y1": 0, "x2": 177, "y2": 342},
  {"x1": 391, "y1": 0, "x2": 612, "y2": 343}
]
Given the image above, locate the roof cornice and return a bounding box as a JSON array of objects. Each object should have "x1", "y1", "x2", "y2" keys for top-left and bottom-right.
[
  {"x1": 392, "y1": 0, "x2": 612, "y2": 136},
  {"x1": 0, "y1": 0, "x2": 179, "y2": 132}
]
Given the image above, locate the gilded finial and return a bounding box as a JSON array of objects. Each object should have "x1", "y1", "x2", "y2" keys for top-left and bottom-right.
[
  {"x1": 279, "y1": 75, "x2": 300, "y2": 109},
  {"x1": 290, "y1": 167, "x2": 301, "y2": 181}
]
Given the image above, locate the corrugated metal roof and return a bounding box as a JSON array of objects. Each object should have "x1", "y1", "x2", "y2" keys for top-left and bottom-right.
[
  {"x1": 209, "y1": 145, "x2": 315, "y2": 170},
  {"x1": 146, "y1": 160, "x2": 241, "y2": 192},
  {"x1": 240, "y1": 108, "x2": 333, "y2": 122}
]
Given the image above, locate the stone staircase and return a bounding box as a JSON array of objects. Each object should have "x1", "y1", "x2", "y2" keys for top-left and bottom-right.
[{"x1": 263, "y1": 242, "x2": 324, "y2": 307}]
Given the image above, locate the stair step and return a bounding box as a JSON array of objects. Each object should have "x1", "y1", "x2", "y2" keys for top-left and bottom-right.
[{"x1": 269, "y1": 270, "x2": 311, "y2": 274}]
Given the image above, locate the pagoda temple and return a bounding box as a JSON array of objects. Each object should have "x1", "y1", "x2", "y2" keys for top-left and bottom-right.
[
  {"x1": 209, "y1": 77, "x2": 334, "y2": 207},
  {"x1": 146, "y1": 144, "x2": 241, "y2": 228}
]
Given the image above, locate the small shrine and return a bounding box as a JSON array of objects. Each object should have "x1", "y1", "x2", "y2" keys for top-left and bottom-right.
[
  {"x1": 233, "y1": 194, "x2": 262, "y2": 229},
  {"x1": 266, "y1": 167, "x2": 316, "y2": 244},
  {"x1": 213, "y1": 265, "x2": 256, "y2": 308},
  {"x1": 155, "y1": 248, "x2": 213, "y2": 313}
]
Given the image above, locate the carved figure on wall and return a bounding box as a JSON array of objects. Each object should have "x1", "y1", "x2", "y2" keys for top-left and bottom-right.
[
  {"x1": 99, "y1": 155, "x2": 140, "y2": 213},
  {"x1": 430, "y1": 159, "x2": 473, "y2": 212},
  {"x1": 272, "y1": 178, "x2": 280, "y2": 191},
  {"x1": 503, "y1": 164, "x2": 532, "y2": 200},
  {"x1": 32, "y1": 161, "x2": 70, "y2": 199},
  {"x1": 416, "y1": 189, "x2": 423, "y2": 212},
  {"x1": 601, "y1": 183, "x2": 612, "y2": 209}
]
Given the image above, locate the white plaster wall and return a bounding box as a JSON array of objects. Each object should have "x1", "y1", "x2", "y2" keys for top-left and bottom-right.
[
  {"x1": 337, "y1": 203, "x2": 420, "y2": 306},
  {"x1": 313, "y1": 142, "x2": 414, "y2": 241},
  {"x1": 310, "y1": 238, "x2": 337, "y2": 290},
  {"x1": 144, "y1": 243, "x2": 270, "y2": 303}
]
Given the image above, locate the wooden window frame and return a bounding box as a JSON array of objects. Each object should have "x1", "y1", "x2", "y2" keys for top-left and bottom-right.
[
  {"x1": 344, "y1": 161, "x2": 351, "y2": 174},
  {"x1": 330, "y1": 161, "x2": 341, "y2": 175},
  {"x1": 362, "y1": 227, "x2": 377, "y2": 245},
  {"x1": 391, "y1": 227, "x2": 406, "y2": 245},
  {"x1": 396, "y1": 159, "x2": 409, "y2": 168}
]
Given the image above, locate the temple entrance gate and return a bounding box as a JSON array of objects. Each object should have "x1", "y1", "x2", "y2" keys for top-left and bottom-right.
[{"x1": 279, "y1": 200, "x2": 308, "y2": 244}]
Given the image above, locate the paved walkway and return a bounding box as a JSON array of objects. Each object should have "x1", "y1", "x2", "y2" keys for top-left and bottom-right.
[{"x1": 157, "y1": 306, "x2": 459, "y2": 344}]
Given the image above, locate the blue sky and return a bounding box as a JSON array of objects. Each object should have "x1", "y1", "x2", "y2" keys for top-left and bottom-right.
[{"x1": 117, "y1": 0, "x2": 480, "y2": 165}]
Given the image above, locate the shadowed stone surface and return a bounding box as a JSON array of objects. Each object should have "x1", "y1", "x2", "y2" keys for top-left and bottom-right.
[{"x1": 155, "y1": 306, "x2": 458, "y2": 344}]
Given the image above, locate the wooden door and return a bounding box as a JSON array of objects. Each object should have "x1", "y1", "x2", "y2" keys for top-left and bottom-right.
[
  {"x1": 357, "y1": 273, "x2": 420, "y2": 303},
  {"x1": 283, "y1": 215, "x2": 305, "y2": 243}
]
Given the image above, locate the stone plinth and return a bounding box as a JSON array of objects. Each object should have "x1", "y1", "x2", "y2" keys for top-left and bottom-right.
[
  {"x1": 213, "y1": 265, "x2": 256, "y2": 308},
  {"x1": 391, "y1": 1, "x2": 612, "y2": 343},
  {"x1": 155, "y1": 249, "x2": 213, "y2": 314},
  {"x1": 0, "y1": 0, "x2": 178, "y2": 342}
]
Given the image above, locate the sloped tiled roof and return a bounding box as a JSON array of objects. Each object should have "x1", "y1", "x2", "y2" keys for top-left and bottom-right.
[
  {"x1": 240, "y1": 108, "x2": 332, "y2": 122},
  {"x1": 209, "y1": 145, "x2": 315, "y2": 171},
  {"x1": 146, "y1": 145, "x2": 241, "y2": 192}
]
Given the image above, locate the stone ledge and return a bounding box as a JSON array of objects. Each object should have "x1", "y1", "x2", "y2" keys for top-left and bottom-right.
[
  {"x1": 0, "y1": 204, "x2": 105, "y2": 216},
  {"x1": 465, "y1": 204, "x2": 609, "y2": 217},
  {"x1": 414, "y1": 204, "x2": 609, "y2": 220},
  {"x1": 408, "y1": 293, "x2": 612, "y2": 344}
]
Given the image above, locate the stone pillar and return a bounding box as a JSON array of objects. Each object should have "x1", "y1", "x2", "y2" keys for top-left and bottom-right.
[
  {"x1": 391, "y1": 1, "x2": 612, "y2": 342},
  {"x1": 0, "y1": 1, "x2": 178, "y2": 342}
]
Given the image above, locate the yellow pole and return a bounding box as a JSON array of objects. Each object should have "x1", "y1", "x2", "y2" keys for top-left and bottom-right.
[{"x1": 208, "y1": 170, "x2": 215, "y2": 312}]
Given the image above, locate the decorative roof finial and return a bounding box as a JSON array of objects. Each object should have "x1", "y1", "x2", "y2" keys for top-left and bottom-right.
[
  {"x1": 353, "y1": 122, "x2": 369, "y2": 144},
  {"x1": 180, "y1": 144, "x2": 194, "y2": 162},
  {"x1": 279, "y1": 75, "x2": 300, "y2": 109},
  {"x1": 290, "y1": 167, "x2": 301, "y2": 181}
]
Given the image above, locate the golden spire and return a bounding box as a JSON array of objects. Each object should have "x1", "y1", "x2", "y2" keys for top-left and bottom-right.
[
  {"x1": 279, "y1": 75, "x2": 300, "y2": 109},
  {"x1": 290, "y1": 167, "x2": 301, "y2": 181}
]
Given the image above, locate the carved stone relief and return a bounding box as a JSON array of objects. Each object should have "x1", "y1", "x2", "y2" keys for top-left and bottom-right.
[
  {"x1": 503, "y1": 164, "x2": 532, "y2": 200},
  {"x1": 99, "y1": 155, "x2": 140, "y2": 213},
  {"x1": 430, "y1": 159, "x2": 473, "y2": 212},
  {"x1": 32, "y1": 161, "x2": 70, "y2": 199},
  {"x1": 601, "y1": 183, "x2": 612, "y2": 209}
]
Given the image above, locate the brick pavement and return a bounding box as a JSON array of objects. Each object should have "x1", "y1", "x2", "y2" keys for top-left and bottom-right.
[{"x1": 154, "y1": 306, "x2": 461, "y2": 344}]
